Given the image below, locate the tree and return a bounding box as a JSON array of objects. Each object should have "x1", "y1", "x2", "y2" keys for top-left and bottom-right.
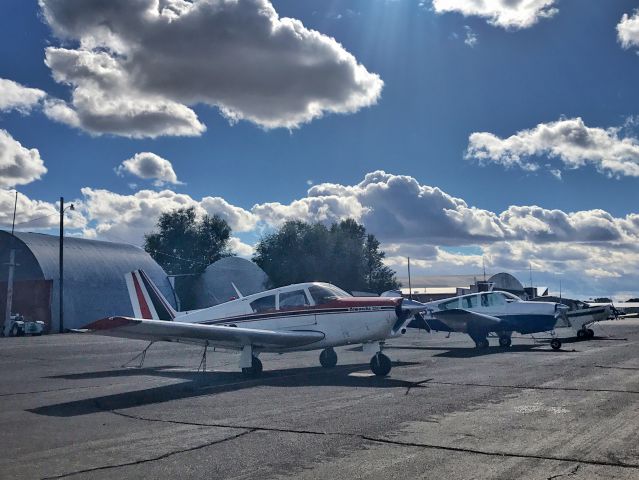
[
  {"x1": 592, "y1": 297, "x2": 612, "y2": 303},
  {"x1": 144, "y1": 207, "x2": 233, "y2": 308},
  {"x1": 253, "y1": 219, "x2": 400, "y2": 294}
]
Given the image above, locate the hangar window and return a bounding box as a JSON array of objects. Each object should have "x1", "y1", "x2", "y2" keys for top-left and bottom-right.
[
  {"x1": 279, "y1": 290, "x2": 310, "y2": 310},
  {"x1": 250, "y1": 295, "x2": 276, "y2": 313}
]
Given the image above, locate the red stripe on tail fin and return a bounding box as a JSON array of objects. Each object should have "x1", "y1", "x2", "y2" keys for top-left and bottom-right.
[{"x1": 131, "y1": 271, "x2": 153, "y2": 319}]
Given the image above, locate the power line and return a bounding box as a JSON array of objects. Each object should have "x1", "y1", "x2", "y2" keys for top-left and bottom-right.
[{"x1": 0, "y1": 211, "x2": 59, "y2": 229}]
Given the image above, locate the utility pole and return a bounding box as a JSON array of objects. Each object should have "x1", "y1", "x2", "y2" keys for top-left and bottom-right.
[
  {"x1": 407, "y1": 257, "x2": 412, "y2": 300},
  {"x1": 482, "y1": 257, "x2": 486, "y2": 282},
  {"x1": 58, "y1": 197, "x2": 74, "y2": 334},
  {"x1": 59, "y1": 197, "x2": 64, "y2": 334},
  {"x1": 3, "y1": 191, "x2": 18, "y2": 336}
]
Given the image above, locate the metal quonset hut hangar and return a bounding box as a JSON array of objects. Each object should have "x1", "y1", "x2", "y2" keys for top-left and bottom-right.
[
  {"x1": 488, "y1": 272, "x2": 526, "y2": 297},
  {"x1": 191, "y1": 256, "x2": 269, "y2": 309},
  {"x1": 0, "y1": 231, "x2": 176, "y2": 333}
]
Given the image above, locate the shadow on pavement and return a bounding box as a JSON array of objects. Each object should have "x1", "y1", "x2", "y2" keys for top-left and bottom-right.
[{"x1": 30, "y1": 361, "x2": 420, "y2": 418}]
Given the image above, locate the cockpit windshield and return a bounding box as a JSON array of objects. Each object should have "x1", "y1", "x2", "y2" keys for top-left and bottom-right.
[
  {"x1": 308, "y1": 284, "x2": 351, "y2": 305},
  {"x1": 498, "y1": 291, "x2": 522, "y2": 302}
]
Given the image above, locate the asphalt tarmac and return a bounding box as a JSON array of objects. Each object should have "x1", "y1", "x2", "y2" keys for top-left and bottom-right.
[{"x1": 1, "y1": 319, "x2": 638, "y2": 479}]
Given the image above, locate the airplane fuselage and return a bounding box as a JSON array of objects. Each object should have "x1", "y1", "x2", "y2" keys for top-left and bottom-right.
[{"x1": 173, "y1": 284, "x2": 404, "y2": 353}]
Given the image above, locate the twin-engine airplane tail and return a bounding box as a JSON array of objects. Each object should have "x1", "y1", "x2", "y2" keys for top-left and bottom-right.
[{"x1": 124, "y1": 270, "x2": 178, "y2": 321}]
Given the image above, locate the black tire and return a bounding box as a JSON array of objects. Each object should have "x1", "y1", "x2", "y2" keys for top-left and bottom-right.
[
  {"x1": 577, "y1": 329, "x2": 586, "y2": 340},
  {"x1": 11, "y1": 325, "x2": 21, "y2": 337},
  {"x1": 550, "y1": 338, "x2": 561, "y2": 350},
  {"x1": 242, "y1": 356, "x2": 263, "y2": 376},
  {"x1": 475, "y1": 339, "x2": 489, "y2": 349},
  {"x1": 370, "y1": 353, "x2": 392, "y2": 377},
  {"x1": 498, "y1": 336, "x2": 512, "y2": 348},
  {"x1": 319, "y1": 348, "x2": 338, "y2": 368},
  {"x1": 587, "y1": 328, "x2": 595, "y2": 339}
]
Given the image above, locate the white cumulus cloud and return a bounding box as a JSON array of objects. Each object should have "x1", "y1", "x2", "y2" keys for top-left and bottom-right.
[
  {"x1": 432, "y1": 0, "x2": 558, "y2": 30},
  {"x1": 39, "y1": 0, "x2": 383, "y2": 138},
  {"x1": 116, "y1": 152, "x2": 182, "y2": 186},
  {"x1": 0, "y1": 78, "x2": 47, "y2": 113},
  {"x1": 465, "y1": 117, "x2": 639, "y2": 178},
  {"x1": 617, "y1": 10, "x2": 639, "y2": 50},
  {"x1": 0, "y1": 130, "x2": 48, "y2": 188}
]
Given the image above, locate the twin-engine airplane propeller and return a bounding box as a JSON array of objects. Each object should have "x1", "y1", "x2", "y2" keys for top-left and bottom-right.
[
  {"x1": 392, "y1": 290, "x2": 570, "y2": 350},
  {"x1": 80, "y1": 270, "x2": 424, "y2": 376}
]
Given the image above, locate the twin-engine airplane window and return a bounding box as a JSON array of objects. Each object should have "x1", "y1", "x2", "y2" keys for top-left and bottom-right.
[{"x1": 279, "y1": 290, "x2": 310, "y2": 310}]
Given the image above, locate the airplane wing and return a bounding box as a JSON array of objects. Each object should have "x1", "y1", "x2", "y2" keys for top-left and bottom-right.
[
  {"x1": 432, "y1": 308, "x2": 502, "y2": 331},
  {"x1": 80, "y1": 317, "x2": 325, "y2": 350}
]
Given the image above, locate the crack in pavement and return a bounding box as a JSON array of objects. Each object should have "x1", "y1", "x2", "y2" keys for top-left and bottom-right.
[
  {"x1": 404, "y1": 378, "x2": 433, "y2": 395},
  {"x1": 595, "y1": 365, "x2": 639, "y2": 371},
  {"x1": 39, "y1": 428, "x2": 255, "y2": 480},
  {"x1": 0, "y1": 384, "x2": 124, "y2": 398},
  {"x1": 548, "y1": 463, "x2": 580, "y2": 479},
  {"x1": 97, "y1": 405, "x2": 639, "y2": 473},
  {"x1": 425, "y1": 380, "x2": 639, "y2": 395}
]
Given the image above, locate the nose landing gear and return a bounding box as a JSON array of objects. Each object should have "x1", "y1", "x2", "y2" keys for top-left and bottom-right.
[{"x1": 370, "y1": 352, "x2": 392, "y2": 377}]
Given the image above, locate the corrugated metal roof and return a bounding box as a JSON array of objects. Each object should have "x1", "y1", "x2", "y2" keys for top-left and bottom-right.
[
  {"x1": 192, "y1": 256, "x2": 268, "y2": 307},
  {"x1": 0, "y1": 231, "x2": 175, "y2": 331}
]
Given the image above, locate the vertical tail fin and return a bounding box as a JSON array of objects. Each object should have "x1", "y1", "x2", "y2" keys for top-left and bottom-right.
[{"x1": 124, "y1": 270, "x2": 178, "y2": 320}]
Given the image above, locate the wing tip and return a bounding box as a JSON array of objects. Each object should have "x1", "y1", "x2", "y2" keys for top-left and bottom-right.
[{"x1": 82, "y1": 316, "x2": 140, "y2": 331}]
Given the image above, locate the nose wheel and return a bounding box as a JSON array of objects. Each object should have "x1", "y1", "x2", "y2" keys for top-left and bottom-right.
[
  {"x1": 498, "y1": 336, "x2": 512, "y2": 348},
  {"x1": 550, "y1": 338, "x2": 562, "y2": 350},
  {"x1": 370, "y1": 352, "x2": 392, "y2": 376},
  {"x1": 319, "y1": 348, "x2": 338, "y2": 368}
]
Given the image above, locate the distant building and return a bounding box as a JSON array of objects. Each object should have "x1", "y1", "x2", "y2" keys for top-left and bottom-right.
[
  {"x1": 0, "y1": 231, "x2": 175, "y2": 332},
  {"x1": 399, "y1": 272, "x2": 546, "y2": 302}
]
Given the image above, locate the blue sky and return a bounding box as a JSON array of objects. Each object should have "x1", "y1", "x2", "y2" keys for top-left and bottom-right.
[{"x1": 2, "y1": 0, "x2": 639, "y2": 299}]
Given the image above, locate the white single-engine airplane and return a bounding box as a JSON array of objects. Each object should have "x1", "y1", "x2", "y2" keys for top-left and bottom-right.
[
  {"x1": 81, "y1": 270, "x2": 423, "y2": 376},
  {"x1": 395, "y1": 290, "x2": 570, "y2": 350}
]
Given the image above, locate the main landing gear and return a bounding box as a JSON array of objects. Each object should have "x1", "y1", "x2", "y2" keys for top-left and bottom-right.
[
  {"x1": 550, "y1": 338, "x2": 562, "y2": 350},
  {"x1": 474, "y1": 338, "x2": 490, "y2": 349},
  {"x1": 577, "y1": 328, "x2": 595, "y2": 340},
  {"x1": 242, "y1": 355, "x2": 263, "y2": 376},
  {"x1": 319, "y1": 347, "x2": 338, "y2": 368},
  {"x1": 240, "y1": 345, "x2": 263, "y2": 376}
]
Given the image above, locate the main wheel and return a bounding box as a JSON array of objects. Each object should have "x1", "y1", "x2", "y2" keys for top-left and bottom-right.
[
  {"x1": 242, "y1": 356, "x2": 263, "y2": 376},
  {"x1": 577, "y1": 329, "x2": 586, "y2": 340},
  {"x1": 550, "y1": 338, "x2": 562, "y2": 350},
  {"x1": 319, "y1": 348, "x2": 338, "y2": 368},
  {"x1": 475, "y1": 339, "x2": 489, "y2": 349},
  {"x1": 11, "y1": 325, "x2": 20, "y2": 337},
  {"x1": 370, "y1": 353, "x2": 392, "y2": 377},
  {"x1": 587, "y1": 328, "x2": 595, "y2": 339},
  {"x1": 498, "y1": 336, "x2": 512, "y2": 348}
]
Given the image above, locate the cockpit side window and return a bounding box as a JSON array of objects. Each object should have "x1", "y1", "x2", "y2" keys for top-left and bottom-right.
[
  {"x1": 250, "y1": 295, "x2": 276, "y2": 313},
  {"x1": 488, "y1": 293, "x2": 507, "y2": 306},
  {"x1": 439, "y1": 298, "x2": 460, "y2": 310},
  {"x1": 309, "y1": 285, "x2": 340, "y2": 306},
  {"x1": 279, "y1": 290, "x2": 310, "y2": 310},
  {"x1": 462, "y1": 295, "x2": 479, "y2": 308}
]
